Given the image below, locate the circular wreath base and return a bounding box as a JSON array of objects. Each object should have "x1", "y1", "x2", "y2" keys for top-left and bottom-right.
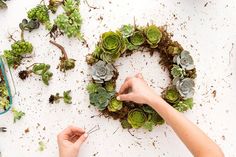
[{"x1": 86, "y1": 24, "x2": 196, "y2": 131}]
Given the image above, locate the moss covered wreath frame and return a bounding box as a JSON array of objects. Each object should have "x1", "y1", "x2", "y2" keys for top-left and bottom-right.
[{"x1": 86, "y1": 24, "x2": 196, "y2": 131}]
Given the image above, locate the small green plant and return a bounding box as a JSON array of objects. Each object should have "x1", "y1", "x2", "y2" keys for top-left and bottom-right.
[
  {"x1": 173, "y1": 98, "x2": 193, "y2": 112},
  {"x1": 38, "y1": 141, "x2": 46, "y2": 151},
  {"x1": 92, "y1": 31, "x2": 126, "y2": 63},
  {"x1": 164, "y1": 87, "x2": 180, "y2": 104},
  {"x1": 49, "y1": 40, "x2": 76, "y2": 72},
  {"x1": 27, "y1": 4, "x2": 51, "y2": 29},
  {"x1": 18, "y1": 63, "x2": 53, "y2": 85},
  {"x1": 49, "y1": 90, "x2": 72, "y2": 104},
  {"x1": 19, "y1": 19, "x2": 40, "y2": 32},
  {"x1": 144, "y1": 25, "x2": 162, "y2": 48},
  {"x1": 87, "y1": 85, "x2": 115, "y2": 111},
  {"x1": 12, "y1": 108, "x2": 25, "y2": 123},
  {"x1": 4, "y1": 39, "x2": 33, "y2": 68},
  {"x1": 127, "y1": 109, "x2": 147, "y2": 129},
  {"x1": 52, "y1": 0, "x2": 83, "y2": 39}
]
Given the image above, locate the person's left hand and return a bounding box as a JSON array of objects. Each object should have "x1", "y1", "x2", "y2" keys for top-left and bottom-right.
[{"x1": 57, "y1": 126, "x2": 88, "y2": 157}]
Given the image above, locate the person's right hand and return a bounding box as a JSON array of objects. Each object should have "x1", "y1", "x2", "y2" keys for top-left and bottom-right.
[{"x1": 117, "y1": 73, "x2": 162, "y2": 105}]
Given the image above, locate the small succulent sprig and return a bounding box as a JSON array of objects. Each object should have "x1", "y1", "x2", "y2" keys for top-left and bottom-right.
[
  {"x1": 51, "y1": 0, "x2": 83, "y2": 39},
  {"x1": 27, "y1": 4, "x2": 52, "y2": 30},
  {"x1": 49, "y1": 40, "x2": 76, "y2": 72},
  {"x1": 19, "y1": 19, "x2": 40, "y2": 32},
  {"x1": 4, "y1": 36, "x2": 33, "y2": 68},
  {"x1": 18, "y1": 63, "x2": 53, "y2": 85},
  {"x1": 49, "y1": 90, "x2": 72, "y2": 104},
  {"x1": 12, "y1": 108, "x2": 25, "y2": 123}
]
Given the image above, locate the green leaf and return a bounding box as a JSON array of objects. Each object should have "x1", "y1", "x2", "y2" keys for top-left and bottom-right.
[
  {"x1": 63, "y1": 90, "x2": 72, "y2": 104},
  {"x1": 12, "y1": 108, "x2": 25, "y2": 123},
  {"x1": 42, "y1": 71, "x2": 53, "y2": 85}
]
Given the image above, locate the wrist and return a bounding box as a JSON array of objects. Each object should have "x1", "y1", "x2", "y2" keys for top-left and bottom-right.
[{"x1": 146, "y1": 93, "x2": 165, "y2": 108}]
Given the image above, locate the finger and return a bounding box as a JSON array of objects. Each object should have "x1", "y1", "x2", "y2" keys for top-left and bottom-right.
[
  {"x1": 135, "y1": 73, "x2": 143, "y2": 79},
  {"x1": 119, "y1": 79, "x2": 132, "y2": 94},
  {"x1": 117, "y1": 93, "x2": 134, "y2": 101},
  {"x1": 124, "y1": 76, "x2": 132, "y2": 82},
  {"x1": 74, "y1": 133, "x2": 88, "y2": 148}
]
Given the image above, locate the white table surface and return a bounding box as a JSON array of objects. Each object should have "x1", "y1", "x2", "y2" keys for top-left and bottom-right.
[{"x1": 0, "y1": 0, "x2": 236, "y2": 157}]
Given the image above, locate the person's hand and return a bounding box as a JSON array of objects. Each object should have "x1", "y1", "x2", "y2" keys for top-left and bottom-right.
[
  {"x1": 57, "y1": 126, "x2": 88, "y2": 157},
  {"x1": 117, "y1": 73, "x2": 163, "y2": 105}
]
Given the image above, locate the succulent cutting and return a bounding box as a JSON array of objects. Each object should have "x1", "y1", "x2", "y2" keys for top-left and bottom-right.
[
  {"x1": 18, "y1": 63, "x2": 53, "y2": 85},
  {"x1": 49, "y1": 90, "x2": 72, "y2": 104},
  {"x1": 52, "y1": 0, "x2": 83, "y2": 39},
  {"x1": 86, "y1": 24, "x2": 196, "y2": 131},
  {"x1": 49, "y1": 40, "x2": 76, "y2": 72}
]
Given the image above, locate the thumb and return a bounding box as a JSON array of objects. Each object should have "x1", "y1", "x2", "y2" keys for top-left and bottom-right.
[
  {"x1": 74, "y1": 133, "x2": 88, "y2": 148},
  {"x1": 117, "y1": 93, "x2": 134, "y2": 101}
]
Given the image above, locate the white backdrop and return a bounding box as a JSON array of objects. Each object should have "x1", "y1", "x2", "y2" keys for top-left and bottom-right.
[{"x1": 0, "y1": 0, "x2": 236, "y2": 157}]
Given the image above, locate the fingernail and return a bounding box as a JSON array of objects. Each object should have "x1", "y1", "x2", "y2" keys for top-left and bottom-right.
[
  {"x1": 84, "y1": 133, "x2": 88, "y2": 138},
  {"x1": 117, "y1": 96, "x2": 120, "y2": 100}
]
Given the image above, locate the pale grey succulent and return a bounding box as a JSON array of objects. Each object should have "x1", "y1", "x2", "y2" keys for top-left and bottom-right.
[
  {"x1": 173, "y1": 50, "x2": 195, "y2": 70},
  {"x1": 92, "y1": 60, "x2": 115, "y2": 83},
  {"x1": 173, "y1": 77, "x2": 195, "y2": 99}
]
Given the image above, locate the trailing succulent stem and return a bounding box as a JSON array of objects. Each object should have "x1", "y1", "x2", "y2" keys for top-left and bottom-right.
[
  {"x1": 49, "y1": 90, "x2": 72, "y2": 104},
  {"x1": 49, "y1": 40, "x2": 76, "y2": 72}
]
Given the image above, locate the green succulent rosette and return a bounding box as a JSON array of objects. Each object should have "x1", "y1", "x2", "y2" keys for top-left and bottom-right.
[
  {"x1": 127, "y1": 109, "x2": 147, "y2": 128},
  {"x1": 145, "y1": 25, "x2": 162, "y2": 48},
  {"x1": 107, "y1": 98, "x2": 123, "y2": 112},
  {"x1": 97, "y1": 31, "x2": 126, "y2": 63},
  {"x1": 89, "y1": 87, "x2": 114, "y2": 111},
  {"x1": 164, "y1": 88, "x2": 180, "y2": 103},
  {"x1": 129, "y1": 31, "x2": 145, "y2": 46}
]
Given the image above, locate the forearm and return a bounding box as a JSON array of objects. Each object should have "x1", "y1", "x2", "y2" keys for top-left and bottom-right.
[{"x1": 147, "y1": 95, "x2": 224, "y2": 157}]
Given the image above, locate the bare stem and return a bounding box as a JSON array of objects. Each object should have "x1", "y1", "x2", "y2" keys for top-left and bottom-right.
[
  {"x1": 49, "y1": 40, "x2": 68, "y2": 59},
  {"x1": 84, "y1": 0, "x2": 99, "y2": 9}
]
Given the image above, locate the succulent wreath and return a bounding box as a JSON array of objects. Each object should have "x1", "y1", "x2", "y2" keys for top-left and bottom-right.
[{"x1": 86, "y1": 24, "x2": 196, "y2": 131}]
